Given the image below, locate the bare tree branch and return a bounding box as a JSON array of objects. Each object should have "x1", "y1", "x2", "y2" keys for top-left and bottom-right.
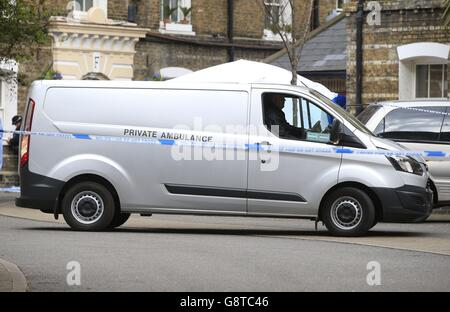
[{"x1": 258, "y1": 0, "x2": 314, "y2": 86}]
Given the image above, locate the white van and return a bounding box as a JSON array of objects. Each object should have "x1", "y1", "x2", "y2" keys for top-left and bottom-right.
[{"x1": 15, "y1": 80, "x2": 432, "y2": 236}]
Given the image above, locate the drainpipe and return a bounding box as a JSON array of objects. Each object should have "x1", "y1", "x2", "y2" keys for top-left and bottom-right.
[
  {"x1": 227, "y1": 0, "x2": 235, "y2": 62},
  {"x1": 355, "y1": 0, "x2": 364, "y2": 114}
]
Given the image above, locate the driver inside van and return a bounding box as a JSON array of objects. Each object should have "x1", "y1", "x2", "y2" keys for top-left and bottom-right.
[{"x1": 264, "y1": 94, "x2": 305, "y2": 140}]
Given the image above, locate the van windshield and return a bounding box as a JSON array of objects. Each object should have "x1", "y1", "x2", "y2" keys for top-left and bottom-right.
[{"x1": 309, "y1": 90, "x2": 374, "y2": 136}]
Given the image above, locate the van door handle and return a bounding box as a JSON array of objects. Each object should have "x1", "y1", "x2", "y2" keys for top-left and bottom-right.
[{"x1": 256, "y1": 141, "x2": 272, "y2": 153}]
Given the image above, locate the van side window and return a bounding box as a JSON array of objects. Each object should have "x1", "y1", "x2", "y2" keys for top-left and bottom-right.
[
  {"x1": 262, "y1": 93, "x2": 334, "y2": 143},
  {"x1": 441, "y1": 108, "x2": 450, "y2": 143},
  {"x1": 380, "y1": 106, "x2": 446, "y2": 142}
]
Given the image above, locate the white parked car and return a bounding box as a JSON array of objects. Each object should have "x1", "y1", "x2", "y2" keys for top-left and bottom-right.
[{"x1": 358, "y1": 100, "x2": 450, "y2": 208}]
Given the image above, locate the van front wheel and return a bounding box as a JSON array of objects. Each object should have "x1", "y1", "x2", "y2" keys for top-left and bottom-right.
[
  {"x1": 321, "y1": 187, "x2": 375, "y2": 237},
  {"x1": 108, "y1": 213, "x2": 131, "y2": 229},
  {"x1": 62, "y1": 182, "x2": 116, "y2": 231}
]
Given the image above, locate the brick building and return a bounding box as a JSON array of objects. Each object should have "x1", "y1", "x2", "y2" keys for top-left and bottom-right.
[
  {"x1": 345, "y1": 0, "x2": 450, "y2": 112},
  {"x1": 266, "y1": 0, "x2": 450, "y2": 113},
  {"x1": 129, "y1": 0, "x2": 317, "y2": 81}
]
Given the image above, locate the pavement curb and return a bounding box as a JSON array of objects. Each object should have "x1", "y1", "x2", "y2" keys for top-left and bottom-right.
[{"x1": 0, "y1": 258, "x2": 28, "y2": 292}]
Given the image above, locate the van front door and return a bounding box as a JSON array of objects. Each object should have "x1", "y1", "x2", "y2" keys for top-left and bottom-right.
[{"x1": 247, "y1": 90, "x2": 342, "y2": 217}]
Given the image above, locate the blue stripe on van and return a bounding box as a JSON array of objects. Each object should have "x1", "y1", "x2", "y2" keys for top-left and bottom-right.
[
  {"x1": 335, "y1": 148, "x2": 353, "y2": 154},
  {"x1": 158, "y1": 139, "x2": 175, "y2": 145},
  {"x1": 425, "y1": 151, "x2": 446, "y2": 157},
  {"x1": 73, "y1": 134, "x2": 91, "y2": 140}
]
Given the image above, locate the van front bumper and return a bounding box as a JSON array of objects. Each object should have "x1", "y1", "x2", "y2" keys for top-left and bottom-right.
[
  {"x1": 372, "y1": 185, "x2": 433, "y2": 222},
  {"x1": 15, "y1": 166, "x2": 65, "y2": 214}
]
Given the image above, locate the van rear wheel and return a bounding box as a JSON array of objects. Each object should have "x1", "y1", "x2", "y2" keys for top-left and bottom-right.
[
  {"x1": 321, "y1": 187, "x2": 375, "y2": 237},
  {"x1": 62, "y1": 181, "x2": 116, "y2": 231}
]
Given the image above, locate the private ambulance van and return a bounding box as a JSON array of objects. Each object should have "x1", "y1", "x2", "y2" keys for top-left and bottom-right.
[{"x1": 15, "y1": 62, "x2": 433, "y2": 236}]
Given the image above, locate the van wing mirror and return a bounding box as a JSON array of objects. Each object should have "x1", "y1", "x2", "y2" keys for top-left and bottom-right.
[
  {"x1": 329, "y1": 119, "x2": 342, "y2": 144},
  {"x1": 328, "y1": 120, "x2": 366, "y2": 149}
]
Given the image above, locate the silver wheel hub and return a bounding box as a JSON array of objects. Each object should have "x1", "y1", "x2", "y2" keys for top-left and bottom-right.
[
  {"x1": 330, "y1": 196, "x2": 363, "y2": 230},
  {"x1": 71, "y1": 191, "x2": 104, "y2": 225}
]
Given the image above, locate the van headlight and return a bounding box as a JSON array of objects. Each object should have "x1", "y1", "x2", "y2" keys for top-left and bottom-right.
[{"x1": 386, "y1": 156, "x2": 423, "y2": 176}]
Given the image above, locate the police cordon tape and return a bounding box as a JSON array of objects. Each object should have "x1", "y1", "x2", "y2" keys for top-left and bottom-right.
[
  {"x1": 383, "y1": 103, "x2": 450, "y2": 116},
  {"x1": 0, "y1": 186, "x2": 20, "y2": 193},
  {"x1": 1, "y1": 129, "x2": 449, "y2": 159}
]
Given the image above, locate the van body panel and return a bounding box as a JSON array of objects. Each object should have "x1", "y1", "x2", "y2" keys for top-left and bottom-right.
[
  {"x1": 338, "y1": 157, "x2": 405, "y2": 188},
  {"x1": 31, "y1": 86, "x2": 250, "y2": 213},
  {"x1": 45, "y1": 154, "x2": 134, "y2": 202}
]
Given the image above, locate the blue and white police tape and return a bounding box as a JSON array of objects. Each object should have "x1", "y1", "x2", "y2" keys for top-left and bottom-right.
[
  {"x1": 382, "y1": 103, "x2": 450, "y2": 116},
  {"x1": 1, "y1": 129, "x2": 449, "y2": 158},
  {"x1": 0, "y1": 186, "x2": 20, "y2": 193}
]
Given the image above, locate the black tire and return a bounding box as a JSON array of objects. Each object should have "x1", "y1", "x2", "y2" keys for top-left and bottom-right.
[
  {"x1": 62, "y1": 181, "x2": 116, "y2": 231},
  {"x1": 321, "y1": 187, "x2": 375, "y2": 237},
  {"x1": 108, "y1": 213, "x2": 131, "y2": 229}
]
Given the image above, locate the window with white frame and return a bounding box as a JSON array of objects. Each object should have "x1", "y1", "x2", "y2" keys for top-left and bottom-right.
[
  {"x1": 161, "y1": 0, "x2": 192, "y2": 24},
  {"x1": 263, "y1": 0, "x2": 292, "y2": 40},
  {"x1": 75, "y1": 0, "x2": 93, "y2": 11},
  {"x1": 0, "y1": 61, "x2": 18, "y2": 145},
  {"x1": 416, "y1": 64, "x2": 449, "y2": 99},
  {"x1": 264, "y1": 0, "x2": 292, "y2": 29},
  {"x1": 264, "y1": 0, "x2": 281, "y2": 30},
  {"x1": 0, "y1": 79, "x2": 4, "y2": 127},
  {"x1": 336, "y1": 0, "x2": 345, "y2": 11},
  {"x1": 0, "y1": 78, "x2": 10, "y2": 145}
]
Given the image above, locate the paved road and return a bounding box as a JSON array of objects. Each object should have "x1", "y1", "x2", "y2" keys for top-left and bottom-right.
[{"x1": 1, "y1": 211, "x2": 449, "y2": 291}]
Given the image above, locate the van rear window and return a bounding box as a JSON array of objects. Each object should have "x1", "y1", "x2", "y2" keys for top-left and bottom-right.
[{"x1": 356, "y1": 105, "x2": 381, "y2": 124}]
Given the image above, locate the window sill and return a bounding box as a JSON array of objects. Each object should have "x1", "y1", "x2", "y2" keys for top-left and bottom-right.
[
  {"x1": 262, "y1": 29, "x2": 291, "y2": 42},
  {"x1": 71, "y1": 10, "x2": 88, "y2": 20},
  {"x1": 414, "y1": 97, "x2": 448, "y2": 100},
  {"x1": 159, "y1": 22, "x2": 195, "y2": 36}
]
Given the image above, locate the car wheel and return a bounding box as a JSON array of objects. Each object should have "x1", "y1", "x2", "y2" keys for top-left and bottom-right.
[
  {"x1": 108, "y1": 213, "x2": 131, "y2": 229},
  {"x1": 321, "y1": 187, "x2": 375, "y2": 237},
  {"x1": 62, "y1": 181, "x2": 116, "y2": 231}
]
